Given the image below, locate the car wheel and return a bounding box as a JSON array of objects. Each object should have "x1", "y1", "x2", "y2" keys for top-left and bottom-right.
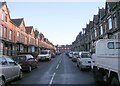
[
  {"x1": 0, "y1": 77, "x2": 5, "y2": 86},
  {"x1": 28, "y1": 66, "x2": 32, "y2": 72},
  {"x1": 111, "y1": 77, "x2": 119, "y2": 86},
  {"x1": 18, "y1": 70, "x2": 23, "y2": 80}
]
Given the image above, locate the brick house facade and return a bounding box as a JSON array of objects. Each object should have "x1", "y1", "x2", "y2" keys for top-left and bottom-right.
[
  {"x1": 0, "y1": 2, "x2": 55, "y2": 56},
  {"x1": 72, "y1": 2, "x2": 120, "y2": 54}
]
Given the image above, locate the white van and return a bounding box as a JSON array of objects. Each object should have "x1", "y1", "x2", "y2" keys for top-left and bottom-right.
[
  {"x1": 77, "y1": 51, "x2": 92, "y2": 70},
  {"x1": 37, "y1": 50, "x2": 51, "y2": 61}
]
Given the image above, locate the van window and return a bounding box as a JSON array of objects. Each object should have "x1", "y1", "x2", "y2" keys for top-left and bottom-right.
[
  {"x1": 107, "y1": 42, "x2": 114, "y2": 49},
  {"x1": 116, "y1": 42, "x2": 120, "y2": 49}
]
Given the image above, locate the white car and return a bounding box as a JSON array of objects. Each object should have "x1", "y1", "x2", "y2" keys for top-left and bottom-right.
[
  {"x1": 0, "y1": 55, "x2": 22, "y2": 86},
  {"x1": 77, "y1": 52, "x2": 92, "y2": 70},
  {"x1": 72, "y1": 52, "x2": 79, "y2": 62},
  {"x1": 37, "y1": 50, "x2": 51, "y2": 61}
]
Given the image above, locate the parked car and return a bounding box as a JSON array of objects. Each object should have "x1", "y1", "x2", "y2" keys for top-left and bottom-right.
[
  {"x1": 72, "y1": 52, "x2": 79, "y2": 62},
  {"x1": 68, "y1": 52, "x2": 73, "y2": 58},
  {"x1": 77, "y1": 51, "x2": 92, "y2": 70},
  {"x1": 37, "y1": 50, "x2": 52, "y2": 61},
  {"x1": 0, "y1": 55, "x2": 22, "y2": 86},
  {"x1": 14, "y1": 54, "x2": 38, "y2": 72},
  {"x1": 51, "y1": 52, "x2": 56, "y2": 58}
]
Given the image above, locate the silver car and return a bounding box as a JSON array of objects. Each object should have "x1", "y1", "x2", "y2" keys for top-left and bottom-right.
[{"x1": 0, "y1": 55, "x2": 23, "y2": 86}]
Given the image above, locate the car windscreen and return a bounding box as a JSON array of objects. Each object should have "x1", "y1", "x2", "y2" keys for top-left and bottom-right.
[
  {"x1": 40, "y1": 51, "x2": 48, "y2": 54},
  {"x1": 81, "y1": 53, "x2": 90, "y2": 58},
  {"x1": 14, "y1": 56, "x2": 26, "y2": 61}
]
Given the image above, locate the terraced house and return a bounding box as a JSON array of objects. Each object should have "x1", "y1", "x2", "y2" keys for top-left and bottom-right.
[
  {"x1": 0, "y1": 2, "x2": 55, "y2": 56},
  {"x1": 72, "y1": 2, "x2": 120, "y2": 53}
]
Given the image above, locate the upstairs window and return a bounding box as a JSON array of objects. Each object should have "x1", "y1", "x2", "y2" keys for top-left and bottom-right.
[
  {"x1": 94, "y1": 28, "x2": 97, "y2": 37},
  {"x1": 4, "y1": 27, "x2": 7, "y2": 38},
  {"x1": 107, "y1": 3, "x2": 111, "y2": 13},
  {"x1": 5, "y1": 13, "x2": 7, "y2": 22},
  {"x1": 0, "y1": 25, "x2": 2, "y2": 37},
  {"x1": 17, "y1": 32, "x2": 20, "y2": 41},
  {"x1": 108, "y1": 18, "x2": 112, "y2": 30},
  {"x1": 9, "y1": 29, "x2": 12, "y2": 40},
  {"x1": 113, "y1": 15, "x2": 117, "y2": 29},
  {"x1": 1, "y1": 10, "x2": 4, "y2": 21},
  {"x1": 119, "y1": 10, "x2": 120, "y2": 16},
  {"x1": 100, "y1": 25, "x2": 103, "y2": 35}
]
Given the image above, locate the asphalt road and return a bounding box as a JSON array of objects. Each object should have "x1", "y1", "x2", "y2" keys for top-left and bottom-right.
[{"x1": 8, "y1": 53, "x2": 96, "y2": 86}]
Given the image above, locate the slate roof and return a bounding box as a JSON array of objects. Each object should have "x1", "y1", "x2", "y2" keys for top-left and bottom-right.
[
  {"x1": 89, "y1": 21, "x2": 94, "y2": 29},
  {"x1": 107, "y1": 2, "x2": 116, "y2": 9},
  {"x1": 34, "y1": 30, "x2": 39, "y2": 38},
  {"x1": 99, "y1": 8, "x2": 105, "y2": 19},
  {"x1": 93, "y1": 15, "x2": 99, "y2": 24},
  {"x1": 0, "y1": 2, "x2": 6, "y2": 8},
  {"x1": 11, "y1": 18, "x2": 23, "y2": 27}
]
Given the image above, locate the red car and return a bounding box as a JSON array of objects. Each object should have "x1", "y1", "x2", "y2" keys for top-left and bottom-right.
[{"x1": 14, "y1": 54, "x2": 38, "y2": 72}]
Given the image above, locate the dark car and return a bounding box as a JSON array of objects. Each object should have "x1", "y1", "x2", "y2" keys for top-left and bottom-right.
[{"x1": 14, "y1": 54, "x2": 38, "y2": 72}]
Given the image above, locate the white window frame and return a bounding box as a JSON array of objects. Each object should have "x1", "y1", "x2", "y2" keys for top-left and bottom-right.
[
  {"x1": 108, "y1": 18, "x2": 112, "y2": 30},
  {"x1": 9, "y1": 29, "x2": 12, "y2": 40},
  {"x1": 0, "y1": 25, "x2": 2, "y2": 37},
  {"x1": 94, "y1": 28, "x2": 97, "y2": 37},
  {"x1": 113, "y1": 15, "x2": 117, "y2": 29},
  {"x1": 4, "y1": 27, "x2": 6, "y2": 38},
  {"x1": 100, "y1": 24, "x2": 103, "y2": 35},
  {"x1": 1, "y1": 10, "x2": 4, "y2": 21}
]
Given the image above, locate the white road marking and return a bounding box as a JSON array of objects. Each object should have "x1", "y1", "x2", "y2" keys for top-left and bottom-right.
[
  {"x1": 59, "y1": 59, "x2": 62, "y2": 63},
  {"x1": 49, "y1": 72, "x2": 56, "y2": 86},
  {"x1": 56, "y1": 64, "x2": 59, "y2": 69}
]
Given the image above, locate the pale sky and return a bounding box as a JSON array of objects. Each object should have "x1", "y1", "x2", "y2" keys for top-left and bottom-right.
[{"x1": 6, "y1": 1, "x2": 105, "y2": 45}]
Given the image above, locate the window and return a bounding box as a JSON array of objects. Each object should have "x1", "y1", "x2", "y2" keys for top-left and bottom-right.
[
  {"x1": 1, "y1": 10, "x2": 4, "y2": 21},
  {"x1": 100, "y1": 25, "x2": 103, "y2": 35},
  {"x1": 104, "y1": 22, "x2": 107, "y2": 33},
  {"x1": 4, "y1": 27, "x2": 7, "y2": 38},
  {"x1": 108, "y1": 18, "x2": 112, "y2": 30},
  {"x1": 0, "y1": 25, "x2": 2, "y2": 37},
  {"x1": 116, "y1": 42, "x2": 120, "y2": 49},
  {"x1": 108, "y1": 42, "x2": 114, "y2": 49},
  {"x1": 5, "y1": 57, "x2": 16, "y2": 66},
  {"x1": 17, "y1": 31, "x2": 20, "y2": 41},
  {"x1": 94, "y1": 28, "x2": 97, "y2": 37},
  {"x1": 0, "y1": 57, "x2": 7, "y2": 65},
  {"x1": 113, "y1": 15, "x2": 117, "y2": 29},
  {"x1": 118, "y1": 10, "x2": 120, "y2": 16},
  {"x1": 107, "y1": 3, "x2": 110, "y2": 13},
  {"x1": 9, "y1": 29, "x2": 12, "y2": 40},
  {"x1": 5, "y1": 13, "x2": 7, "y2": 22}
]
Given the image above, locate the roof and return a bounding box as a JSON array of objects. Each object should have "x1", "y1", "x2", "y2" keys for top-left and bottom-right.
[
  {"x1": 93, "y1": 15, "x2": 99, "y2": 24},
  {"x1": 0, "y1": 2, "x2": 6, "y2": 8},
  {"x1": 34, "y1": 30, "x2": 39, "y2": 38},
  {"x1": 107, "y1": 2, "x2": 116, "y2": 9},
  {"x1": 11, "y1": 18, "x2": 23, "y2": 27},
  {"x1": 99, "y1": 8, "x2": 105, "y2": 19},
  {"x1": 25, "y1": 26, "x2": 33, "y2": 34},
  {"x1": 89, "y1": 21, "x2": 94, "y2": 29}
]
